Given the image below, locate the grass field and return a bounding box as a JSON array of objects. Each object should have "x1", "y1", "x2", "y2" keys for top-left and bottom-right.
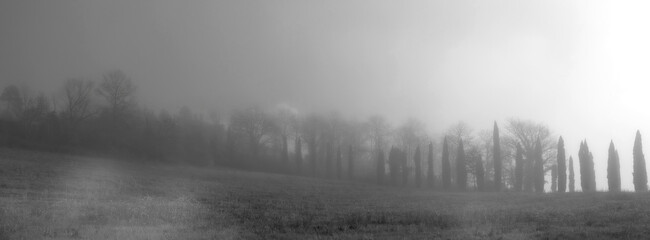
[{"x1": 2, "y1": 148, "x2": 650, "y2": 239}]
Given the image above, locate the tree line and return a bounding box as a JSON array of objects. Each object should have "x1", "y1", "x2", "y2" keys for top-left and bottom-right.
[{"x1": 1, "y1": 70, "x2": 648, "y2": 192}]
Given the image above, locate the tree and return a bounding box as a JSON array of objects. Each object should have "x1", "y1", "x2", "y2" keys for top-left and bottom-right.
[
  {"x1": 366, "y1": 115, "x2": 391, "y2": 157},
  {"x1": 579, "y1": 140, "x2": 596, "y2": 192},
  {"x1": 505, "y1": 119, "x2": 556, "y2": 192},
  {"x1": 336, "y1": 146, "x2": 342, "y2": 180},
  {"x1": 401, "y1": 148, "x2": 408, "y2": 186},
  {"x1": 377, "y1": 149, "x2": 385, "y2": 184},
  {"x1": 302, "y1": 114, "x2": 324, "y2": 177},
  {"x1": 427, "y1": 141, "x2": 435, "y2": 188},
  {"x1": 348, "y1": 145, "x2": 354, "y2": 180},
  {"x1": 326, "y1": 142, "x2": 333, "y2": 178},
  {"x1": 442, "y1": 137, "x2": 451, "y2": 190},
  {"x1": 414, "y1": 146, "x2": 422, "y2": 187},
  {"x1": 456, "y1": 139, "x2": 467, "y2": 191},
  {"x1": 633, "y1": 130, "x2": 648, "y2": 192},
  {"x1": 493, "y1": 121, "x2": 502, "y2": 191},
  {"x1": 557, "y1": 137, "x2": 566, "y2": 193},
  {"x1": 476, "y1": 154, "x2": 485, "y2": 191},
  {"x1": 96, "y1": 70, "x2": 136, "y2": 124},
  {"x1": 534, "y1": 138, "x2": 544, "y2": 193},
  {"x1": 0, "y1": 85, "x2": 24, "y2": 120},
  {"x1": 608, "y1": 140, "x2": 621, "y2": 192},
  {"x1": 569, "y1": 156, "x2": 575, "y2": 192},
  {"x1": 551, "y1": 164, "x2": 557, "y2": 192},
  {"x1": 282, "y1": 135, "x2": 289, "y2": 171},
  {"x1": 389, "y1": 147, "x2": 399, "y2": 186},
  {"x1": 229, "y1": 107, "x2": 278, "y2": 161},
  {"x1": 515, "y1": 143, "x2": 524, "y2": 191},
  {"x1": 62, "y1": 79, "x2": 95, "y2": 131},
  {"x1": 95, "y1": 70, "x2": 136, "y2": 147},
  {"x1": 274, "y1": 104, "x2": 298, "y2": 172},
  {"x1": 295, "y1": 136, "x2": 302, "y2": 174}
]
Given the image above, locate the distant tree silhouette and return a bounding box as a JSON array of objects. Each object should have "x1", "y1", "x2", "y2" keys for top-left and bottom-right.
[
  {"x1": 427, "y1": 142, "x2": 435, "y2": 188},
  {"x1": 634, "y1": 130, "x2": 648, "y2": 192},
  {"x1": 569, "y1": 156, "x2": 575, "y2": 192},
  {"x1": 515, "y1": 143, "x2": 524, "y2": 191},
  {"x1": 377, "y1": 149, "x2": 385, "y2": 184},
  {"x1": 348, "y1": 145, "x2": 353, "y2": 180},
  {"x1": 534, "y1": 138, "x2": 544, "y2": 193},
  {"x1": 282, "y1": 135, "x2": 289, "y2": 171},
  {"x1": 325, "y1": 142, "x2": 332, "y2": 178},
  {"x1": 1, "y1": 85, "x2": 24, "y2": 120},
  {"x1": 456, "y1": 139, "x2": 467, "y2": 191},
  {"x1": 579, "y1": 141, "x2": 596, "y2": 192},
  {"x1": 557, "y1": 137, "x2": 566, "y2": 193},
  {"x1": 608, "y1": 140, "x2": 621, "y2": 192},
  {"x1": 551, "y1": 164, "x2": 557, "y2": 192},
  {"x1": 493, "y1": 122, "x2": 502, "y2": 191},
  {"x1": 336, "y1": 145, "x2": 342, "y2": 180},
  {"x1": 302, "y1": 114, "x2": 324, "y2": 177},
  {"x1": 413, "y1": 146, "x2": 421, "y2": 187},
  {"x1": 389, "y1": 147, "x2": 399, "y2": 186},
  {"x1": 401, "y1": 149, "x2": 408, "y2": 186},
  {"x1": 442, "y1": 137, "x2": 451, "y2": 190},
  {"x1": 476, "y1": 154, "x2": 485, "y2": 191},
  {"x1": 62, "y1": 79, "x2": 95, "y2": 135},
  {"x1": 295, "y1": 136, "x2": 302, "y2": 174},
  {"x1": 506, "y1": 119, "x2": 554, "y2": 193},
  {"x1": 96, "y1": 70, "x2": 136, "y2": 144},
  {"x1": 229, "y1": 107, "x2": 278, "y2": 162},
  {"x1": 225, "y1": 126, "x2": 237, "y2": 164}
]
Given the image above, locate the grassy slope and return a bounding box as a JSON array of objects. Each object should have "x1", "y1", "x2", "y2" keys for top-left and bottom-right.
[{"x1": 1, "y1": 149, "x2": 650, "y2": 239}]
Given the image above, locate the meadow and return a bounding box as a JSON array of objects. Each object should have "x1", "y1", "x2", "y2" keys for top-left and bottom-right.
[{"x1": 1, "y1": 148, "x2": 650, "y2": 239}]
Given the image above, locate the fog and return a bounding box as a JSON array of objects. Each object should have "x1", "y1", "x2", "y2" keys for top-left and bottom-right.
[{"x1": 3, "y1": 0, "x2": 650, "y2": 191}]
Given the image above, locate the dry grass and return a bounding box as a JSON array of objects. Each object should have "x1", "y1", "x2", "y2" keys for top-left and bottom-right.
[{"x1": 2, "y1": 148, "x2": 650, "y2": 239}]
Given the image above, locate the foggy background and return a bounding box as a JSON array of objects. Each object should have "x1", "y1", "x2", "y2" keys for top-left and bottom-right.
[{"x1": 1, "y1": 0, "x2": 648, "y2": 191}]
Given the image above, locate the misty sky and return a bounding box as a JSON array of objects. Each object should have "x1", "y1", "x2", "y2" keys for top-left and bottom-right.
[{"x1": 2, "y1": 0, "x2": 650, "y2": 191}]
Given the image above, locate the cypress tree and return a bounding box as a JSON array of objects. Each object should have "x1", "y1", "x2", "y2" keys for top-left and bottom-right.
[
  {"x1": 348, "y1": 145, "x2": 354, "y2": 180},
  {"x1": 608, "y1": 141, "x2": 621, "y2": 192},
  {"x1": 569, "y1": 156, "x2": 575, "y2": 192},
  {"x1": 534, "y1": 138, "x2": 544, "y2": 193},
  {"x1": 336, "y1": 146, "x2": 342, "y2": 180},
  {"x1": 633, "y1": 130, "x2": 648, "y2": 192},
  {"x1": 515, "y1": 143, "x2": 523, "y2": 191},
  {"x1": 589, "y1": 152, "x2": 596, "y2": 190},
  {"x1": 442, "y1": 137, "x2": 451, "y2": 190},
  {"x1": 427, "y1": 142, "x2": 435, "y2": 188},
  {"x1": 456, "y1": 139, "x2": 467, "y2": 191},
  {"x1": 493, "y1": 121, "x2": 502, "y2": 191},
  {"x1": 295, "y1": 137, "x2": 302, "y2": 174},
  {"x1": 551, "y1": 164, "x2": 557, "y2": 192},
  {"x1": 557, "y1": 137, "x2": 566, "y2": 193},
  {"x1": 476, "y1": 154, "x2": 485, "y2": 191},
  {"x1": 414, "y1": 146, "x2": 422, "y2": 187},
  {"x1": 579, "y1": 141, "x2": 596, "y2": 192},
  {"x1": 377, "y1": 149, "x2": 385, "y2": 184}
]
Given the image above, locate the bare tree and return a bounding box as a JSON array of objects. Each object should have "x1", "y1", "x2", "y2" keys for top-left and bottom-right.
[
  {"x1": 505, "y1": 119, "x2": 556, "y2": 192},
  {"x1": 96, "y1": 70, "x2": 136, "y2": 123},
  {"x1": 62, "y1": 78, "x2": 95, "y2": 129},
  {"x1": 229, "y1": 106, "x2": 278, "y2": 161},
  {"x1": 366, "y1": 115, "x2": 391, "y2": 153}
]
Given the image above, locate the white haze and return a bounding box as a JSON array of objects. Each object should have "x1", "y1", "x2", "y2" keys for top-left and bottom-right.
[{"x1": 2, "y1": 0, "x2": 650, "y2": 191}]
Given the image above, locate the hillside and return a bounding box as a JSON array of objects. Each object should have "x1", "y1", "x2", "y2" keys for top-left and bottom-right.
[{"x1": 1, "y1": 149, "x2": 650, "y2": 239}]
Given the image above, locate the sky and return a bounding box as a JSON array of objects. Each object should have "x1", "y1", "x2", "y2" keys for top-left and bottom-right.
[{"x1": 2, "y1": 0, "x2": 650, "y2": 191}]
